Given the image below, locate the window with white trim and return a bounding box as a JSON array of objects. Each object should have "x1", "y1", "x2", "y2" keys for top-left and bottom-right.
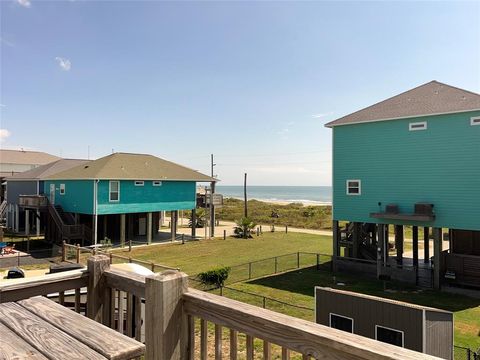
[
  {"x1": 375, "y1": 325, "x2": 404, "y2": 347},
  {"x1": 409, "y1": 121, "x2": 427, "y2": 131},
  {"x1": 134, "y1": 180, "x2": 144, "y2": 186},
  {"x1": 471, "y1": 116, "x2": 480, "y2": 126},
  {"x1": 329, "y1": 313, "x2": 353, "y2": 333},
  {"x1": 346, "y1": 180, "x2": 361, "y2": 195},
  {"x1": 60, "y1": 184, "x2": 65, "y2": 195},
  {"x1": 152, "y1": 181, "x2": 162, "y2": 186},
  {"x1": 109, "y1": 181, "x2": 120, "y2": 202}
]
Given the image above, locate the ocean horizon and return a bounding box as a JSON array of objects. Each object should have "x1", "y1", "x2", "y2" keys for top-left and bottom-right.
[{"x1": 215, "y1": 185, "x2": 332, "y2": 205}]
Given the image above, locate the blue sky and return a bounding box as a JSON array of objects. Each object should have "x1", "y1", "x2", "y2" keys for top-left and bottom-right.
[{"x1": 1, "y1": 1, "x2": 479, "y2": 185}]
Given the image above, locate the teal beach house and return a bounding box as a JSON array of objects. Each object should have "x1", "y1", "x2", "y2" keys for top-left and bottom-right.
[
  {"x1": 37, "y1": 152, "x2": 215, "y2": 245},
  {"x1": 325, "y1": 81, "x2": 480, "y2": 290}
]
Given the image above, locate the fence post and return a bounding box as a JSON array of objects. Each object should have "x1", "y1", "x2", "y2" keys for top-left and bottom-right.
[
  {"x1": 182, "y1": 234, "x2": 185, "y2": 244},
  {"x1": 109, "y1": 253, "x2": 113, "y2": 264},
  {"x1": 297, "y1": 252, "x2": 300, "y2": 268},
  {"x1": 260, "y1": 225, "x2": 262, "y2": 234},
  {"x1": 262, "y1": 297, "x2": 266, "y2": 309},
  {"x1": 62, "y1": 240, "x2": 66, "y2": 262},
  {"x1": 76, "y1": 244, "x2": 80, "y2": 264},
  {"x1": 220, "y1": 286, "x2": 223, "y2": 296},
  {"x1": 223, "y1": 230, "x2": 226, "y2": 240},
  {"x1": 256, "y1": 227, "x2": 259, "y2": 236},
  {"x1": 274, "y1": 257, "x2": 278, "y2": 273},
  {"x1": 248, "y1": 262, "x2": 252, "y2": 279},
  {"x1": 151, "y1": 262, "x2": 155, "y2": 272},
  {"x1": 87, "y1": 255, "x2": 110, "y2": 322},
  {"x1": 129, "y1": 240, "x2": 132, "y2": 252},
  {"x1": 286, "y1": 225, "x2": 288, "y2": 234},
  {"x1": 129, "y1": 257, "x2": 132, "y2": 263},
  {"x1": 145, "y1": 270, "x2": 189, "y2": 360}
]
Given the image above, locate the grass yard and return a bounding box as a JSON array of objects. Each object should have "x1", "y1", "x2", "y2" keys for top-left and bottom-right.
[
  {"x1": 114, "y1": 232, "x2": 332, "y2": 275},
  {"x1": 231, "y1": 268, "x2": 480, "y2": 348},
  {"x1": 114, "y1": 232, "x2": 480, "y2": 348}
]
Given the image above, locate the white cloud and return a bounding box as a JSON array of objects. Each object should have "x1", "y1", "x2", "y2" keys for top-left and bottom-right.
[
  {"x1": 311, "y1": 112, "x2": 333, "y2": 119},
  {"x1": 0, "y1": 104, "x2": 6, "y2": 108},
  {"x1": 16, "y1": 0, "x2": 31, "y2": 8},
  {"x1": 55, "y1": 57, "x2": 71, "y2": 71},
  {"x1": 0, "y1": 37, "x2": 14, "y2": 47},
  {"x1": 0, "y1": 129, "x2": 11, "y2": 142}
]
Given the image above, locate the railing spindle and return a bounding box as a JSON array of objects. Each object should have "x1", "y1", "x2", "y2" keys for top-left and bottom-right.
[
  {"x1": 215, "y1": 324, "x2": 222, "y2": 360},
  {"x1": 118, "y1": 290, "x2": 124, "y2": 334},
  {"x1": 246, "y1": 335, "x2": 254, "y2": 360},
  {"x1": 126, "y1": 293, "x2": 133, "y2": 337},
  {"x1": 187, "y1": 315, "x2": 195, "y2": 360},
  {"x1": 229, "y1": 329, "x2": 237, "y2": 360},
  {"x1": 134, "y1": 295, "x2": 142, "y2": 341},
  {"x1": 263, "y1": 340, "x2": 271, "y2": 360},
  {"x1": 74, "y1": 288, "x2": 81, "y2": 313},
  {"x1": 200, "y1": 319, "x2": 208, "y2": 360},
  {"x1": 59, "y1": 291, "x2": 65, "y2": 305},
  {"x1": 282, "y1": 347, "x2": 290, "y2": 360}
]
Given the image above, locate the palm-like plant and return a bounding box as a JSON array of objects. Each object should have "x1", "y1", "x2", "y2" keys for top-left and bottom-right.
[
  {"x1": 234, "y1": 216, "x2": 256, "y2": 239},
  {"x1": 189, "y1": 208, "x2": 206, "y2": 228}
]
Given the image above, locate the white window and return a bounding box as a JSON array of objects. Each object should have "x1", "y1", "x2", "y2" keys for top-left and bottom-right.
[
  {"x1": 109, "y1": 181, "x2": 120, "y2": 202},
  {"x1": 409, "y1": 121, "x2": 427, "y2": 131},
  {"x1": 153, "y1": 181, "x2": 162, "y2": 186},
  {"x1": 375, "y1": 325, "x2": 404, "y2": 347},
  {"x1": 471, "y1": 116, "x2": 480, "y2": 126},
  {"x1": 346, "y1": 180, "x2": 361, "y2": 195},
  {"x1": 60, "y1": 184, "x2": 65, "y2": 195},
  {"x1": 134, "y1": 181, "x2": 144, "y2": 187},
  {"x1": 329, "y1": 313, "x2": 353, "y2": 333}
]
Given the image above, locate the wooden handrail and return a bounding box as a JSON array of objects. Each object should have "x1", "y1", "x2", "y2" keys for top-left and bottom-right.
[
  {"x1": 0, "y1": 269, "x2": 88, "y2": 303},
  {"x1": 183, "y1": 288, "x2": 441, "y2": 360},
  {"x1": 104, "y1": 268, "x2": 146, "y2": 298}
]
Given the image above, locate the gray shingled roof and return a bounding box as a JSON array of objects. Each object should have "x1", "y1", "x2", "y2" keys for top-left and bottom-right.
[
  {"x1": 0, "y1": 149, "x2": 60, "y2": 165},
  {"x1": 325, "y1": 81, "x2": 480, "y2": 127},
  {"x1": 46, "y1": 152, "x2": 216, "y2": 182},
  {"x1": 6, "y1": 159, "x2": 90, "y2": 180}
]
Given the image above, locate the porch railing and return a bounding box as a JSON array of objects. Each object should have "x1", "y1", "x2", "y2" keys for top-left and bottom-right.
[{"x1": 0, "y1": 255, "x2": 443, "y2": 360}]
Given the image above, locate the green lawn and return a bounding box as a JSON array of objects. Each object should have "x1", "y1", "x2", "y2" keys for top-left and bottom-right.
[
  {"x1": 114, "y1": 232, "x2": 332, "y2": 275},
  {"x1": 113, "y1": 232, "x2": 480, "y2": 348}
]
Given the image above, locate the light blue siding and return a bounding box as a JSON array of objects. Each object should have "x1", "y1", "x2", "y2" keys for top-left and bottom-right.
[
  {"x1": 96, "y1": 180, "x2": 196, "y2": 215},
  {"x1": 43, "y1": 180, "x2": 94, "y2": 214},
  {"x1": 333, "y1": 110, "x2": 480, "y2": 230}
]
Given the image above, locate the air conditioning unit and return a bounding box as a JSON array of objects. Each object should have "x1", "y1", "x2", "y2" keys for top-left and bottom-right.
[{"x1": 415, "y1": 203, "x2": 434, "y2": 215}]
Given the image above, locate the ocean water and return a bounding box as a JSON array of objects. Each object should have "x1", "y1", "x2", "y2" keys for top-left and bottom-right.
[{"x1": 215, "y1": 186, "x2": 332, "y2": 205}]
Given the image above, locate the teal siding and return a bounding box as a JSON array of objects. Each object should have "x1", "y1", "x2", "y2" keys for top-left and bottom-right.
[
  {"x1": 96, "y1": 180, "x2": 196, "y2": 215},
  {"x1": 43, "y1": 180, "x2": 94, "y2": 214},
  {"x1": 333, "y1": 110, "x2": 480, "y2": 230}
]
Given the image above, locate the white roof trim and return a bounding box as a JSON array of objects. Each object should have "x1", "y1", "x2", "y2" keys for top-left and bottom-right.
[{"x1": 325, "y1": 108, "x2": 480, "y2": 128}]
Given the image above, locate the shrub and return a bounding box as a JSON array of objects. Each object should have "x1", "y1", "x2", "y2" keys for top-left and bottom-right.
[
  {"x1": 197, "y1": 266, "x2": 231, "y2": 288},
  {"x1": 233, "y1": 217, "x2": 257, "y2": 238}
]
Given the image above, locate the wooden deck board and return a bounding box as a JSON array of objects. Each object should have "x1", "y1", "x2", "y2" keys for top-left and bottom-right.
[
  {"x1": 0, "y1": 322, "x2": 49, "y2": 360},
  {"x1": 0, "y1": 302, "x2": 107, "y2": 360},
  {"x1": 18, "y1": 296, "x2": 145, "y2": 360}
]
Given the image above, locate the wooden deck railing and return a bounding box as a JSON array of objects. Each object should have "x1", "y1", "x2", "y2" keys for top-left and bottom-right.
[{"x1": 0, "y1": 255, "x2": 443, "y2": 360}]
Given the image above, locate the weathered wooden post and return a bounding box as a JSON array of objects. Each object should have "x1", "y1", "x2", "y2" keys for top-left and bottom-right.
[
  {"x1": 433, "y1": 227, "x2": 442, "y2": 290},
  {"x1": 297, "y1": 252, "x2": 300, "y2": 268},
  {"x1": 223, "y1": 230, "x2": 226, "y2": 240},
  {"x1": 76, "y1": 244, "x2": 80, "y2": 264},
  {"x1": 285, "y1": 225, "x2": 288, "y2": 233},
  {"x1": 182, "y1": 234, "x2": 185, "y2": 244},
  {"x1": 62, "y1": 240, "x2": 66, "y2": 262},
  {"x1": 145, "y1": 270, "x2": 189, "y2": 360},
  {"x1": 87, "y1": 255, "x2": 110, "y2": 322},
  {"x1": 129, "y1": 240, "x2": 132, "y2": 252}
]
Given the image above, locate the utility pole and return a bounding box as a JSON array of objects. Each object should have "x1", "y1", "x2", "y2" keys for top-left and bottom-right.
[
  {"x1": 244, "y1": 173, "x2": 248, "y2": 218},
  {"x1": 210, "y1": 154, "x2": 216, "y2": 238}
]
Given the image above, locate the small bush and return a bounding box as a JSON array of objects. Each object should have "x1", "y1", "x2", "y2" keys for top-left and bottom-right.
[{"x1": 197, "y1": 266, "x2": 231, "y2": 288}]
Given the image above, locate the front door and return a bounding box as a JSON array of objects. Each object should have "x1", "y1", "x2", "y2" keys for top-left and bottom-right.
[{"x1": 49, "y1": 184, "x2": 55, "y2": 204}]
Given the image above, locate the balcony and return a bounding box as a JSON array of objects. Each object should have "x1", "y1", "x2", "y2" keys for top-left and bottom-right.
[
  {"x1": 0, "y1": 255, "x2": 442, "y2": 359},
  {"x1": 18, "y1": 195, "x2": 48, "y2": 208},
  {"x1": 370, "y1": 203, "x2": 435, "y2": 222}
]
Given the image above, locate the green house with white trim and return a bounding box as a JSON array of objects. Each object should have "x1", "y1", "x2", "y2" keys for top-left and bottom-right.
[
  {"x1": 325, "y1": 81, "x2": 480, "y2": 290},
  {"x1": 20, "y1": 152, "x2": 215, "y2": 245}
]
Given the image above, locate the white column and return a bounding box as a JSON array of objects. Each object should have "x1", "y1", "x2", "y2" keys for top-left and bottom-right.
[
  {"x1": 15, "y1": 204, "x2": 19, "y2": 233},
  {"x1": 25, "y1": 209, "x2": 30, "y2": 236},
  {"x1": 147, "y1": 212, "x2": 152, "y2": 244}
]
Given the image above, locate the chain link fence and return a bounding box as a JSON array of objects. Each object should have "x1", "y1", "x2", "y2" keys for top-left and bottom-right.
[{"x1": 454, "y1": 346, "x2": 480, "y2": 360}]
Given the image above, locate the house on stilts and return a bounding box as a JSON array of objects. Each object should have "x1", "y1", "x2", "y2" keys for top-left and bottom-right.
[
  {"x1": 326, "y1": 80, "x2": 480, "y2": 290},
  {"x1": 15, "y1": 152, "x2": 216, "y2": 245}
]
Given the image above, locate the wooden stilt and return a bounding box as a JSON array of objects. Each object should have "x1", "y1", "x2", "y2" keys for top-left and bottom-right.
[
  {"x1": 423, "y1": 227, "x2": 430, "y2": 263},
  {"x1": 412, "y1": 226, "x2": 419, "y2": 267}
]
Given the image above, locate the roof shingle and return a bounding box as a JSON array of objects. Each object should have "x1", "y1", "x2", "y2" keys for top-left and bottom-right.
[{"x1": 325, "y1": 80, "x2": 480, "y2": 127}]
